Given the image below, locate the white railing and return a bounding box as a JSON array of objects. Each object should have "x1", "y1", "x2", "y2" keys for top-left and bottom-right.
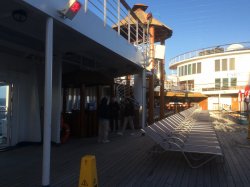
[
  {"x1": 165, "y1": 81, "x2": 249, "y2": 93},
  {"x1": 169, "y1": 42, "x2": 250, "y2": 67},
  {"x1": 86, "y1": 0, "x2": 148, "y2": 45}
]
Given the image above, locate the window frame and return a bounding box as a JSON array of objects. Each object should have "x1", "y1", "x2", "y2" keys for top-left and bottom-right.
[
  {"x1": 230, "y1": 77, "x2": 237, "y2": 87},
  {"x1": 215, "y1": 78, "x2": 221, "y2": 90},
  {"x1": 188, "y1": 64, "x2": 192, "y2": 75},
  {"x1": 221, "y1": 59, "x2": 227, "y2": 71},
  {"x1": 229, "y1": 58, "x2": 235, "y2": 70},
  {"x1": 197, "y1": 62, "x2": 201, "y2": 73},
  {"x1": 215, "y1": 59, "x2": 220, "y2": 72},
  {"x1": 222, "y1": 78, "x2": 229, "y2": 89},
  {"x1": 192, "y1": 63, "x2": 196, "y2": 74},
  {"x1": 184, "y1": 65, "x2": 188, "y2": 75}
]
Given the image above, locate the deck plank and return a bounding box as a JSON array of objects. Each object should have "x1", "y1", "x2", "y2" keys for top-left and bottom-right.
[
  {"x1": 1, "y1": 113, "x2": 250, "y2": 187},
  {"x1": 220, "y1": 132, "x2": 249, "y2": 186}
]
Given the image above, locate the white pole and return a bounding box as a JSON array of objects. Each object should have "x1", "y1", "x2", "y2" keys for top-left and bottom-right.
[
  {"x1": 218, "y1": 93, "x2": 221, "y2": 111},
  {"x1": 57, "y1": 57, "x2": 62, "y2": 143},
  {"x1": 117, "y1": 0, "x2": 120, "y2": 35},
  {"x1": 84, "y1": 0, "x2": 88, "y2": 13},
  {"x1": 104, "y1": 0, "x2": 107, "y2": 27},
  {"x1": 128, "y1": 10, "x2": 130, "y2": 43},
  {"x1": 136, "y1": 20, "x2": 138, "y2": 45},
  {"x1": 42, "y1": 17, "x2": 53, "y2": 187},
  {"x1": 142, "y1": 69, "x2": 146, "y2": 128}
]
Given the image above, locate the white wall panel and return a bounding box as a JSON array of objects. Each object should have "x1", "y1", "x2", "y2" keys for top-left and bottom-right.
[{"x1": 0, "y1": 53, "x2": 41, "y2": 146}]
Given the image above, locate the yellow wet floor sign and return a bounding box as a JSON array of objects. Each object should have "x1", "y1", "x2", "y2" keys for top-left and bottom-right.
[{"x1": 78, "y1": 155, "x2": 98, "y2": 187}]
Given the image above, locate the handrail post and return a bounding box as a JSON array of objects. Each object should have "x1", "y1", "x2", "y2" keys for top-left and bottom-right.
[
  {"x1": 84, "y1": 0, "x2": 88, "y2": 13},
  {"x1": 128, "y1": 10, "x2": 130, "y2": 43},
  {"x1": 117, "y1": 0, "x2": 120, "y2": 35},
  {"x1": 136, "y1": 20, "x2": 139, "y2": 45},
  {"x1": 143, "y1": 26, "x2": 145, "y2": 44},
  {"x1": 104, "y1": 0, "x2": 107, "y2": 27}
]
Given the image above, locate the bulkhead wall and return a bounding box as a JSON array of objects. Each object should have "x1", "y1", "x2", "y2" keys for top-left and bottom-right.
[{"x1": 0, "y1": 53, "x2": 62, "y2": 146}]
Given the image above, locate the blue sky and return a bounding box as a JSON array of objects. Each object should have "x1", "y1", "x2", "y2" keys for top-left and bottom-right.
[{"x1": 126, "y1": 0, "x2": 250, "y2": 72}]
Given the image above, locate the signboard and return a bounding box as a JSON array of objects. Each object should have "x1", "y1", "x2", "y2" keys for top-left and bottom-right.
[{"x1": 154, "y1": 44, "x2": 165, "y2": 60}]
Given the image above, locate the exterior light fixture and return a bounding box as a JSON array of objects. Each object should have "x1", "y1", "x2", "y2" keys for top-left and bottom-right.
[
  {"x1": 12, "y1": 10, "x2": 27, "y2": 22},
  {"x1": 59, "y1": 0, "x2": 82, "y2": 20}
]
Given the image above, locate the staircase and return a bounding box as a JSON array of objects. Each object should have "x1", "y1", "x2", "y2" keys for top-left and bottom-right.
[{"x1": 114, "y1": 78, "x2": 139, "y2": 107}]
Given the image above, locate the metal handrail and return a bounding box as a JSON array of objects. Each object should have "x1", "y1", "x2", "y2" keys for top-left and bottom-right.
[
  {"x1": 86, "y1": 0, "x2": 148, "y2": 45},
  {"x1": 169, "y1": 42, "x2": 250, "y2": 67},
  {"x1": 165, "y1": 80, "x2": 249, "y2": 93}
]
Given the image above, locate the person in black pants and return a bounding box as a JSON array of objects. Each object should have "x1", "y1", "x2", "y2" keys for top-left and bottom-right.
[
  {"x1": 98, "y1": 97, "x2": 110, "y2": 143},
  {"x1": 109, "y1": 97, "x2": 120, "y2": 133},
  {"x1": 117, "y1": 98, "x2": 135, "y2": 136}
]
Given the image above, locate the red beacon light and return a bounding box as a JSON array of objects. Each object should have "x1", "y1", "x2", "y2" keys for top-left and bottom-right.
[
  {"x1": 70, "y1": 1, "x2": 82, "y2": 13},
  {"x1": 59, "y1": 0, "x2": 82, "y2": 20}
]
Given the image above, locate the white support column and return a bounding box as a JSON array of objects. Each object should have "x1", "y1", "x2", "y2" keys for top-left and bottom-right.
[
  {"x1": 84, "y1": 0, "x2": 88, "y2": 13},
  {"x1": 42, "y1": 17, "x2": 53, "y2": 187},
  {"x1": 142, "y1": 69, "x2": 146, "y2": 128},
  {"x1": 134, "y1": 71, "x2": 146, "y2": 129},
  {"x1": 143, "y1": 27, "x2": 145, "y2": 44},
  {"x1": 128, "y1": 10, "x2": 131, "y2": 43},
  {"x1": 104, "y1": 0, "x2": 107, "y2": 27},
  {"x1": 117, "y1": 0, "x2": 120, "y2": 35},
  {"x1": 51, "y1": 57, "x2": 62, "y2": 144},
  {"x1": 218, "y1": 93, "x2": 221, "y2": 110},
  {"x1": 136, "y1": 20, "x2": 138, "y2": 45}
]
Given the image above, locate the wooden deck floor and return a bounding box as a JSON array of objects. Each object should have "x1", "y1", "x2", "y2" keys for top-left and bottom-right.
[{"x1": 0, "y1": 112, "x2": 250, "y2": 187}]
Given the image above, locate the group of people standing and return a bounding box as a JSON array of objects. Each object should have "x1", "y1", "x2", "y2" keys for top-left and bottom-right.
[{"x1": 98, "y1": 96, "x2": 135, "y2": 143}]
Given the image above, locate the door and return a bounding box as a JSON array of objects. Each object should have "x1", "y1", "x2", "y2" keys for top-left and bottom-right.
[
  {"x1": 0, "y1": 82, "x2": 13, "y2": 148},
  {"x1": 208, "y1": 97, "x2": 218, "y2": 110}
]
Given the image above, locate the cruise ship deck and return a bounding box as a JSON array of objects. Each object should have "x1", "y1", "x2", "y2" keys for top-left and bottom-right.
[{"x1": 0, "y1": 112, "x2": 250, "y2": 187}]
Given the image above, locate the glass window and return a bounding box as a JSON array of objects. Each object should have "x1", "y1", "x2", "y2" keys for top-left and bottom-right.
[
  {"x1": 197, "y1": 62, "x2": 201, "y2": 73},
  {"x1": 231, "y1": 78, "x2": 237, "y2": 87},
  {"x1": 222, "y1": 78, "x2": 228, "y2": 88},
  {"x1": 215, "y1": 59, "x2": 220, "y2": 72},
  {"x1": 229, "y1": 58, "x2": 235, "y2": 70},
  {"x1": 184, "y1": 65, "x2": 188, "y2": 75},
  {"x1": 222, "y1": 59, "x2": 227, "y2": 71},
  {"x1": 215, "y1": 78, "x2": 221, "y2": 89},
  {"x1": 192, "y1": 63, "x2": 196, "y2": 74},
  {"x1": 65, "y1": 88, "x2": 81, "y2": 112},
  {"x1": 181, "y1": 66, "x2": 184, "y2": 76},
  {"x1": 188, "y1": 64, "x2": 192, "y2": 75}
]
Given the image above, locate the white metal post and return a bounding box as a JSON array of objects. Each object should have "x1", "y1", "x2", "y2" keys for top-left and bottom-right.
[
  {"x1": 142, "y1": 69, "x2": 146, "y2": 128},
  {"x1": 218, "y1": 93, "x2": 221, "y2": 110},
  {"x1": 104, "y1": 0, "x2": 107, "y2": 27},
  {"x1": 84, "y1": 0, "x2": 88, "y2": 13},
  {"x1": 143, "y1": 27, "x2": 145, "y2": 44},
  {"x1": 52, "y1": 57, "x2": 62, "y2": 144},
  {"x1": 136, "y1": 20, "x2": 138, "y2": 45},
  {"x1": 128, "y1": 10, "x2": 130, "y2": 43},
  {"x1": 117, "y1": 0, "x2": 120, "y2": 35},
  {"x1": 42, "y1": 17, "x2": 53, "y2": 187}
]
